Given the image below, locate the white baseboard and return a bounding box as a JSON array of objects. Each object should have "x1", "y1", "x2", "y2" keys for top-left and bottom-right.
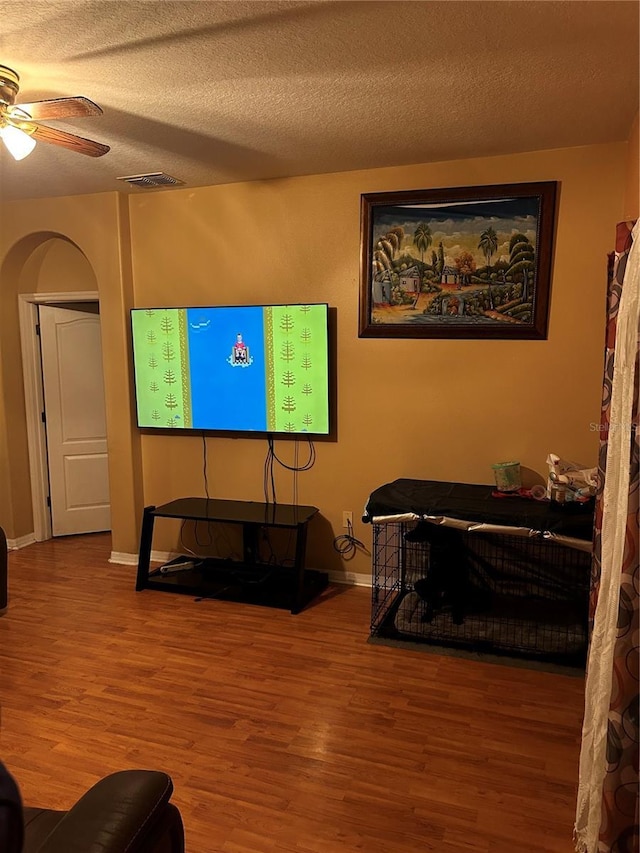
[
  {"x1": 7, "y1": 532, "x2": 37, "y2": 551},
  {"x1": 109, "y1": 551, "x2": 138, "y2": 565},
  {"x1": 109, "y1": 549, "x2": 173, "y2": 566},
  {"x1": 336, "y1": 571, "x2": 371, "y2": 587},
  {"x1": 110, "y1": 551, "x2": 372, "y2": 587}
]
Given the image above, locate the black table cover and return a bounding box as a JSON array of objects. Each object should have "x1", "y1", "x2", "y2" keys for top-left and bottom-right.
[{"x1": 363, "y1": 478, "x2": 594, "y2": 542}]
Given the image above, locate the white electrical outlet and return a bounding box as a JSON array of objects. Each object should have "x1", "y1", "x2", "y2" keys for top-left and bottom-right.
[{"x1": 342, "y1": 511, "x2": 353, "y2": 528}]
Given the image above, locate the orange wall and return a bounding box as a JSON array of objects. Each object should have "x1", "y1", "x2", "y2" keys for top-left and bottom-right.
[
  {"x1": 23, "y1": 238, "x2": 98, "y2": 293},
  {"x1": 624, "y1": 112, "x2": 639, "y2": 219},
  {"x1": 0, "y1": 141, "x2": 628, "y2": 573},
  {"x1": 127, "y1": 142, "x2": 626, "y2": 572}
]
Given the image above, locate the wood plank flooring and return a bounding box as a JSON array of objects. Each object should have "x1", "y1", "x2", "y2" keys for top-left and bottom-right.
[{"x1": 0, "y1": 533, "x2": 585, "y2": 852}]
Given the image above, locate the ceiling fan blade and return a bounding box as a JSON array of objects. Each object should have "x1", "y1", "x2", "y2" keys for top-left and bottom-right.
[
  {"x1": 29, "y1": 124, "x2": 110, "y2": 157},
  {"x1": 10, "y1": 97, "x2": 103, "y2": 121}
]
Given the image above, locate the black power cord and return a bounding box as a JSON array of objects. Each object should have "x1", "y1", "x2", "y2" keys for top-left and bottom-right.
[
  {"x1": 263, "y1": 435, "x2": 316, "y2": 505},
  {"x1": 333, "y1": 517, "x2": 367, "y2": 561},
  {"x1": 202, "y1": 431, "x2": 210, "y2": 498},
  {"x1": 262, "y1": 435, "x2": 317, "y2": 565}
]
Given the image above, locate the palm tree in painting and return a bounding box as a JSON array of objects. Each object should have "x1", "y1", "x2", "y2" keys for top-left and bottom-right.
[
  {"x1": 478, "y1": 226, "x2": 499, "y2": 309},
  {"x1": 478, "y1": 226, "x2": 498, "y2": 268},
  {"x1": 413, "y1": 222, "x2": 432, "y2": 271}
]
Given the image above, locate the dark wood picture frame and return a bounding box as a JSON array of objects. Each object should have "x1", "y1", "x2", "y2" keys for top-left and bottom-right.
[{"x1": 359, "y1": 181, "x2": 557, "y2": 339}]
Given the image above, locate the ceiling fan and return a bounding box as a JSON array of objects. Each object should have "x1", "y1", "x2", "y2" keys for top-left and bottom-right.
[{"x1": 0, "y1": 65, "x2": 110, "y2": 160}]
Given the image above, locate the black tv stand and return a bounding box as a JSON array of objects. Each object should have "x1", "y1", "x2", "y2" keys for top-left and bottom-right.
[{"x1": 135, "y1": 498, "x2": 327, "y2": 613}]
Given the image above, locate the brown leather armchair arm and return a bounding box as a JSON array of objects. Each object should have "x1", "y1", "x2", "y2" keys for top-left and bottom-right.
[
  {"x1": 0, "y1": 760, "x2": 23, "y2": 852},
  {"x1": 24, "y1": 770, "x2": 185, "y2": 853}
]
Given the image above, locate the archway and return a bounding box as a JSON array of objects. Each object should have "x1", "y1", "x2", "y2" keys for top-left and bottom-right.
[{"x1": 1, "y1": 234, "x2": 108, "y2": 542}]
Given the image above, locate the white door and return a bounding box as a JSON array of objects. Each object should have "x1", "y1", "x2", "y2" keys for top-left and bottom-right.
[{"x1": 39, "y1": 304, "x2": 111, "y2": 536}]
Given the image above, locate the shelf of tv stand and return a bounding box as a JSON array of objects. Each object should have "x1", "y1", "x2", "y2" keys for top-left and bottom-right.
[{"x1": 135, "y1": 498, "x2": 327, "y2": 614}]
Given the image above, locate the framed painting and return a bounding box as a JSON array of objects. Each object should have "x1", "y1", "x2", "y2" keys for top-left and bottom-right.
[{"x1": 359, "y1": 181, "x2": 557, "y2": 339}]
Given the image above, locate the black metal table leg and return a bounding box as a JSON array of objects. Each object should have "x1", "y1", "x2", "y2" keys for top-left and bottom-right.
[
  {"x1": 292, "y1": 521, "x2": 309, "y2": 614},
  {"x1": 136, "y1": 505, "x2": 156, "y2": 591}
]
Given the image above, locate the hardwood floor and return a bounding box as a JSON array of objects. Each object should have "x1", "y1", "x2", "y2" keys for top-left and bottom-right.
[{"x1": 0, "y1": 533, "x2": 585, "y2": 852}]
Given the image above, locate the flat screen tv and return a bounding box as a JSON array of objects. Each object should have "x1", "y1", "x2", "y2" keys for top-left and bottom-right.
[{"x1": 131, "y1": 303, "x2": 330, "y2": 434}]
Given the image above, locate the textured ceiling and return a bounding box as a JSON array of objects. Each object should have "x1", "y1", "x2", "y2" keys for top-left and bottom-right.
[{"x1": 0, "y1": 0, "x2": 638, "y2": 202}]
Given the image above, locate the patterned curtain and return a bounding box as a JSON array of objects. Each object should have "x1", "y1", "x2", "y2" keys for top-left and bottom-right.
[{"x1": 575, "y1": 220, "x2": 639, "y2": 853}]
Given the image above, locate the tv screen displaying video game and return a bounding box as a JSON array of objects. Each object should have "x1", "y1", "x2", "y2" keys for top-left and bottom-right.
[{"x1": 131, "y1": 303, "x2": 330, "y2": 434}]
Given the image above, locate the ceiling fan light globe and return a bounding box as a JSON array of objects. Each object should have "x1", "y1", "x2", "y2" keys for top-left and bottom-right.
[{"x1": 0, "y1": 123, "x2": 36, "y2": 160}]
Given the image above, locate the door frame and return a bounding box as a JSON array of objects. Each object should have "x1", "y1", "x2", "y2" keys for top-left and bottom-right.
[{"x1": 19, "y1": 291, "x2": 100, "y2": 541}]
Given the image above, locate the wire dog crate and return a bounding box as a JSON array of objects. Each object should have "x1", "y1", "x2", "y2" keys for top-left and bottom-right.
[{"x1": 371, "y1": 519, "x2": 591, "y2": 666}]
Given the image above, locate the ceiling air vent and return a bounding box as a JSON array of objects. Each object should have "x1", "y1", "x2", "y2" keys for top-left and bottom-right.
[{"x1": 116, "y1": 172, "x2": 184, "y2": 189}]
